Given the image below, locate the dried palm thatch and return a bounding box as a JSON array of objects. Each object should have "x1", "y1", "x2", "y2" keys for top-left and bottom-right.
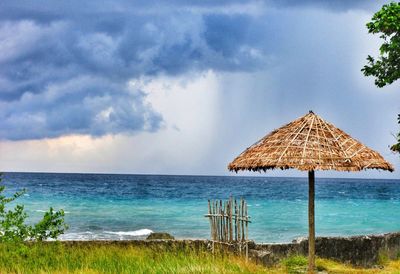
[{"x1": 228, "y1": 111, "x2": 394, "y2": 172}]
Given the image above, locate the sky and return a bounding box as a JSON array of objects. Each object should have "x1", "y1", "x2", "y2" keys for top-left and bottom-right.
[{"x1": 0, "y1": 0, "x2": 399, "y2": 179}]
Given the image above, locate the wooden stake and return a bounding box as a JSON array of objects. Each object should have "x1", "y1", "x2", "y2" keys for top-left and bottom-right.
[
  {"x1": 245, "y1": 200, "x2": 248, "y2": 242},
  {"x1": 220, "y1": 200, "x2": 223, "y2": 242},
  {"x1": 235, "y1": 199, "x2": 238, "y2": 242},
  {"x1": 237, "y1": 199, "x2": 241, "y2": 242},
  {"x1": 241, "y1": 198, "x2": 245, "y2": 242},
  {"x1": 216, "y1": 200, "x2": 219, "y2": 241},
  {"x1": 208, "y1": 200, "x2": 213, "y2": 240},
  {"x1": 229, "y1": 198, "x2": 233, "y2": 242},
  {"x1": 211, "y1": 200, "x2": 214, "y2": 240},
  {"x1": 245, "y1": 200, "x2": 248, "y2": 261},
  {"x1": 224, "y1": 201, "x2": 228, "y2": 242},
  {"x1": 222, "y1": 201, "x2": 225, "y2": 242}
]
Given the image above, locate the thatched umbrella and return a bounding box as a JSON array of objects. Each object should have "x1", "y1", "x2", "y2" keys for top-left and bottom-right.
[{"x1": 228, "y1": 111, "x2": 394, "y2": 273}]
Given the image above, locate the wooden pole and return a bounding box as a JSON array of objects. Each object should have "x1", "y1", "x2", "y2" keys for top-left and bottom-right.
[
  {"x1": 308, "y1": 170, "x2": 315, "y2": 274},
  {"x1": 223, "y1": 201, "x2": 227, "y2": 242},
  {"x1": 208, "y1": 200, "x2": 212, "y2": 240},
  {"x1": 235, "y1": 199, "x2": 238, "y2": 241},
  {"x1": 241, "y1": 198, "x2": 245, "y2": 241},
  {"x1": 237, "y1": 199, "x2": 241, "y2": 242},
  {"x1": 220, "y1": 200, "x2": 223, "y2": 242},
  {"x1": 245, "y1": 200, "x2": 248, "y2": 262},
  {"x1": 229, "y1": 198, "x2": 233, "y2": 242},
  {"x1": 215, "y1": 200, "x2": 219, "y2": 241},
  {"x1": 224, "y1": 201, "x2": 228, "y2": 242}
]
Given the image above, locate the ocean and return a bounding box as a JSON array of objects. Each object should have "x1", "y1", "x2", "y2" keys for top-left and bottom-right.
[{"x1": 2, "y1": 172, "x2": 400, "y2": 243}]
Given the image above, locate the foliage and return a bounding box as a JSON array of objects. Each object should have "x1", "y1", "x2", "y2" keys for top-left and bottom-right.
[
  {"x1": 0, "y1": 175, "x2": 68, "y2": 242},
  {"x1": 363, "y1": 2, "x2": 400, "y2": 154},
  {"x1": 362, "y1": 2, "x2": 400, "y2": 88},
  {"x1": 391, "y1": 114, "x2": 400, "y2": 153}
]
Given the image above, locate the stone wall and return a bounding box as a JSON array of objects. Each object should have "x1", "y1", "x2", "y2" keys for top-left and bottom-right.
[
  {"x1": 249, "y1": 232, "x2": 400, "y2": 267},
  {"x1": 59, "y1": 231, "x2": 400, "y2": 268},
  {"x1": 135, "y1": 232, "x2": 400, "y2": 267}
]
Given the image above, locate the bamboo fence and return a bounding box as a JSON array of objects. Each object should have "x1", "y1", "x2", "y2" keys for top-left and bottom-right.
[{"x1": 205, "y1": 197, "x2": 251, "y2": 258}]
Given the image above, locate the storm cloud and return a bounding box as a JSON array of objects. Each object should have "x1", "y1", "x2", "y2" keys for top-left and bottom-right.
[{"x1": 0, "y1": 0, "x2": 386, "y2": 140}]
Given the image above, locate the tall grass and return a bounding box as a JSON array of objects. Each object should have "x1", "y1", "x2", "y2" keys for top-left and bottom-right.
[
  {"x1": 278, "y1": 255, "x2": 400, "y2": 274},
  {"x1": 1, "y1": 242, "x2": 400, "y2": 273},
  {"x1": 0, "y1": 241, "x2": 268, "y2": 274}
]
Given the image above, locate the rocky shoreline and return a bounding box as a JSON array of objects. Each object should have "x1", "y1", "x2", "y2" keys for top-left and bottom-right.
[{"x1": 57, "y1": 231, "x2": 400, "y2": 268}]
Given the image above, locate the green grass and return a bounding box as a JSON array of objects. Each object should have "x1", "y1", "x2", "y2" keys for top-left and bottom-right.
[
  {"x1": 280, "y1": 255, "x2": 308, "y2": 273},
  {"x1": 2, "y1": 242, "x2": 400, "y2": 273},
  {"x1": 0, "y1": 241, "x2": 269, "y2": 274},
  {"x1": 274, "y1": 255, "x2": 400, "y2": 274}
]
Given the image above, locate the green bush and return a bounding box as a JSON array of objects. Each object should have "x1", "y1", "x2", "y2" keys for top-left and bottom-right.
[{"x1": 0, "y1": 174, "x2": 68, "y2": 242}]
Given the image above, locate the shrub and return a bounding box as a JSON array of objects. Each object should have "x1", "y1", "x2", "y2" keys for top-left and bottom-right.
[{"x1": 0, "y1": 174, "x2": 68, "y2": 242}]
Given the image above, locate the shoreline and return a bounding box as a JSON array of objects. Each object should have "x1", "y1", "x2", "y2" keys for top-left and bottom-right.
[
  {"x1": 46, "y1": 231, "x2": 400, "y2": 267},
  {"x1": 56, "y1": 230, "x2": 400, "y2": 245}
]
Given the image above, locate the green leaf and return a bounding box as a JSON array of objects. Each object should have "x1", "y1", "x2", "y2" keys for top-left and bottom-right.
[{"x1": 0, "y1": 174, "x2": 68, "y2": 243}]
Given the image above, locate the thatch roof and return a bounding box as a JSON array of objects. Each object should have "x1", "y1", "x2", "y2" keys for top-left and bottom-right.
[{"x1": 228, "y1": 111, "x2": 394, "y2": 172}]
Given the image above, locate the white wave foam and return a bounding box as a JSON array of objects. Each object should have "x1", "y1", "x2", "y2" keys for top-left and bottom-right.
[
  {"x1": 58, "y1": 229, "x2": 154, "y2": 241},
  {"x1": 60, "y1": 232, "x2": 94, "y2": 241},
  {"x1": 36, "y1": 209, "x2": 70, "y2": 213},
  {"x1": 104, "y1": 229, "x2": 153, "y2": 237}
]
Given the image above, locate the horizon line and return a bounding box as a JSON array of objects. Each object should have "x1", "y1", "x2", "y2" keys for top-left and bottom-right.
[{"x1": 2, "y1": 170, "x2": 399, "y2": 181}]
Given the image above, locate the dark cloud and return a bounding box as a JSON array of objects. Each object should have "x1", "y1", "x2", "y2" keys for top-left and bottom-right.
[
  {"x1": 0, "y1": 76, "x2": 162, "y2": 140},
  {"x1": 0, "y1": 0, "x2": 385, "y2": 140},
  {"x1": 0, "y1": 1, "x2": 267, "y2": 140}
]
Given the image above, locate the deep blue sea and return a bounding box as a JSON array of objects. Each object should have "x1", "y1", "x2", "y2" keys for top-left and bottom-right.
[{"x1": 2, "y1": 172, "x2": 400, "y2": 243}]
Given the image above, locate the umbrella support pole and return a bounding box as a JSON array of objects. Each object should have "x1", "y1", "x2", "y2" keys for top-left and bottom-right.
[{"x1": 308, "y1": 170, "x2": 315, "y2": 273}]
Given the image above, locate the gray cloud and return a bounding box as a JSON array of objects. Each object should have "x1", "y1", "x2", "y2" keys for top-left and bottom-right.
[
  {"x1": 0, "y1": 0, "x2": 386, "y2": 140},
  {"x1": 0, "y1": 76, "x2": 162, "y2": 140},
  {"x1": 0, "y1": 1, "x2": 268, "y2": 140}
]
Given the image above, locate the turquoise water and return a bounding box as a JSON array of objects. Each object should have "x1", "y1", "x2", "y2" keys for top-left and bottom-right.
[{"x1": 2, "y1": 172, "x2": 400, "y2": 243}]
